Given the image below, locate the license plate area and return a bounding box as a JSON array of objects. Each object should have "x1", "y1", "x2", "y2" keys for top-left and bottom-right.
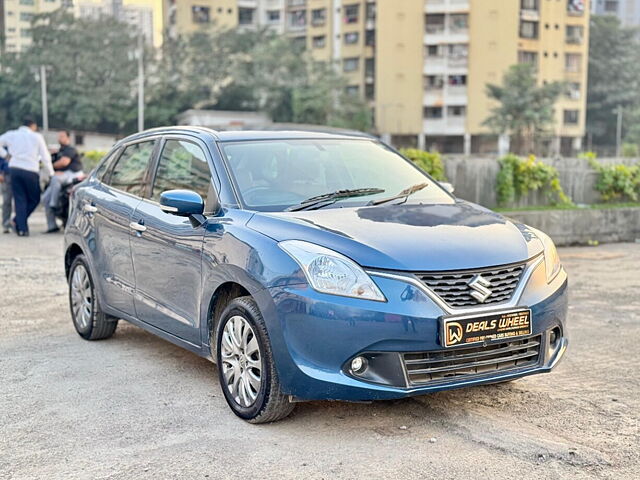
[{"x1": 441, "y1": 309, "x2": 532, "y2": 348}]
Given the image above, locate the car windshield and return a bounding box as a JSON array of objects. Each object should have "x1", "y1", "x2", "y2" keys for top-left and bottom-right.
[{"x1": 220, "y1": 138, "x2": 454, "y2": 211}]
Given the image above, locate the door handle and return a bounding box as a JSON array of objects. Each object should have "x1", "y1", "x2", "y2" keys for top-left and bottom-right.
[
  {"x1": 130, "y1": 221, "x2": 147, "y2": 232},
  {"x1": 83, "y1": 203, "x2": 98, "y2": 214}
]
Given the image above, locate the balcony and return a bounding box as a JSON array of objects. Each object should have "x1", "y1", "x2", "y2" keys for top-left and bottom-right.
[
  {"x1": 425, "y1": 0, "x2": 469, "y2": 14},
  {"x1": 423, "y1": 56, "x2": 468, "y2": 74},
  {"x1": 423, "y1": 116, "x2": 466, "y2": 135}
]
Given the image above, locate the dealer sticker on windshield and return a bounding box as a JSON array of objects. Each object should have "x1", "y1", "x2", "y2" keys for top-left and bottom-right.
[{"x1": 441, "y1": 309, "x2": 532, "y2": 348}]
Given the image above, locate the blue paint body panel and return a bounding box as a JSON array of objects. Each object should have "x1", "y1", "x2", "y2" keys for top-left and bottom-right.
[{"x1": 64, "y1": 127, "x2": 569, "y2": 403}]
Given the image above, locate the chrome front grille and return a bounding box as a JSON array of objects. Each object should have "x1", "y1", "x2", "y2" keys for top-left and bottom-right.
[
  {"x1": 403, "y1": 336, "x2": 541, "y2": 385},
  {"x1": 416, "y1": 263, "x2": 526, "y2": 308}
]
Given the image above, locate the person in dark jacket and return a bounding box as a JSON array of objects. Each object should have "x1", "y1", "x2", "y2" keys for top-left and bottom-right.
[{"x1": 42, "y1": 130, "x2": 83, "y2": 233}]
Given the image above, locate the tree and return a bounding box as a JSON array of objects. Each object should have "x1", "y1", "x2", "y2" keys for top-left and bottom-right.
[
  {"x1": 484, "y1": 64, "x2": 564, "y2": 155},
  {"x1": 0, "y1": 10, "x2": 139, "y2": 133},
  {"x1": 586, "y1": 15, "x2": 640, "y2": 150}
]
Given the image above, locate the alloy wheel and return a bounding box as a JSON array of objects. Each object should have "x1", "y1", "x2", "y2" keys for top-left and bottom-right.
[
  {"x1": 70, "y1": 264, "x2": 92, "y2": 331},
  {"x1": 220, "y1": 315, "x2": 263, "y2": 408}
]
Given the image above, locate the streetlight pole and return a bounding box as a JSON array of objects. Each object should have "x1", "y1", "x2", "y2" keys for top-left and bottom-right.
[
  {"x1": 615, "y1": 105, "x2": 623, "y2": 158},
  {"x1": 137, "y1": 33, "x2": 145, "y2": 132},
  {"x1": 40, "y1": 64, "x2": 49, "y2": 132}
]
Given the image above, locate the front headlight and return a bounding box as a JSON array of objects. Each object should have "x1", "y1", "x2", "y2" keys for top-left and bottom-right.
[
  {"x1": 279, "y1": 240, "x2": 386, "y2": 302},
  {"x1": 532, "y1": 228, "x2": 561, "y2": 283}
]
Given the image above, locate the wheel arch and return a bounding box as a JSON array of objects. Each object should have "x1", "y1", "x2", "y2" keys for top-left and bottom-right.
[
  {"x1": 206, "y1": 281, "x2": 251, "y2": 359},
  {"x1": 64, "y1": 243, "x2": 85, "y2": 280}
]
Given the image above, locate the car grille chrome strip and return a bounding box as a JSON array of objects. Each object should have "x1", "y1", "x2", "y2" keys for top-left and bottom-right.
[
  {"x1": 417, "y1": 264, "x2": 526, "y2": 308},
  {"x1": 402, "y1": 336, "x2": 542, "y2": 385},
  {"x1": 367, "y1": 254, "x2": 543, "y2": 316}
]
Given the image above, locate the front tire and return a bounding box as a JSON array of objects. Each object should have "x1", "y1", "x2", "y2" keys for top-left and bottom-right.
[
  {"x1": 215, "y1": 296, "x2": 294, "y2": 423},
  {"x1": 68, "y1": 255, "x2": 118, "y2": 340}
]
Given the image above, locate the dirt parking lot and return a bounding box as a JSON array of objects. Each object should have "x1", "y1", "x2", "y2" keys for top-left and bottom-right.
[{"x1": 1, "y1": 211, "x2": 639, "y2": 480}]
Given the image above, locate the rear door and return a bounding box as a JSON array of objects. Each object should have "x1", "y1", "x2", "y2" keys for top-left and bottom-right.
[
  {"x1": 130, "y1": 137, "x2": 213, "y2": 344},
  {"x1": 87, "y1": 139, "x2": 157, "y2": 316}
]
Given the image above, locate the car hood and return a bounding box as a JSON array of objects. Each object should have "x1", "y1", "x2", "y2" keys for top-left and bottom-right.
[{"x1": 247, "y1": 201, "x2": 543, "y2": 271}]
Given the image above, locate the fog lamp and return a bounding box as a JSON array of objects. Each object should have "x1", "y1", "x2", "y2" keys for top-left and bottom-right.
[{"x1": 350, "y1": 356, "x2": 368, "y2": 374}]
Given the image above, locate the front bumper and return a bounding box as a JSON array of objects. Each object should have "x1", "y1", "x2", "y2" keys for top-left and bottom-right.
[{"x1": 254, "y1": 262, "x2": 569, "y2": 402}]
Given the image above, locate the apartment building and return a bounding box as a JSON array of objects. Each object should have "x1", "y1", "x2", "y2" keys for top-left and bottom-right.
[
  {"x1": 74, "y1": 0, "x2": 163, "y2": 46},
  {"x1": 418, "y1": 0, "x2": 590, "y2": 155},
  {"x1": 0, "y1": 0, "x2": 163, "y2": 53},
  {"x1": 0, "y1": 0, "x2": 71, "y2": 53},
  {"x1": 592, "y1": 0, "x2": 640, "y2": 26},
  {"x1": 163, "y1": 0, "x2": 589, "y2": 155}
]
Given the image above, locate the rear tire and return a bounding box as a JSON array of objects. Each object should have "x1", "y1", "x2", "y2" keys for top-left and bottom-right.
[
  {"x1": 68, "y1": 254, "x2": 118, "y2": 340},
  {"x1": 215, "y1": 296, "x2": 294, "y2": 423}
]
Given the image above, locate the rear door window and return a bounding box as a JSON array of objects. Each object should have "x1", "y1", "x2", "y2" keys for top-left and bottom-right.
[
  {"x1": 106, "y1": 141, "x2": 156, "y2": 197},
  {"x1": 151, "y1": 139, "x2": 211, "y2": 201}
]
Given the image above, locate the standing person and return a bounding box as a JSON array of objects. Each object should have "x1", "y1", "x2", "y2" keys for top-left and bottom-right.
[
  {"x1": 0, "y1": 146, "x2": 12, "y2": 233},
  {"x1": 42, "y1": 131, "x2": 83, "y2": 233},
  {"x1": 0, "y1": 118, "x2": 54, "y2": 237}
]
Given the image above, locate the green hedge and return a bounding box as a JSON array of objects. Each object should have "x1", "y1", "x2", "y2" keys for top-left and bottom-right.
[
  {"x1": 399, "y1": 149, "x2": 446, "y2": 181},
  {"x1": 496, "y1": 154, "x2": 571, "y2": 207},
  {"x1": 585, "y1": 153, "x2": 640, "y2": 202}
]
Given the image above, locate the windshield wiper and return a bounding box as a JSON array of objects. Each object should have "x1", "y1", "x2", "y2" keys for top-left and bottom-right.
[
  {"x1": 368, "y1": 182, "x2": 429, "y2": 206},
  {"x1": 286, "y1": 188, "x2": 385, "y2": 212}
]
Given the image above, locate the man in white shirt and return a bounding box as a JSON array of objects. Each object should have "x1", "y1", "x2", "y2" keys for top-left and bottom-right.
[{"x1": 0, "y1": 118, "x2": 54, "y2": 236}]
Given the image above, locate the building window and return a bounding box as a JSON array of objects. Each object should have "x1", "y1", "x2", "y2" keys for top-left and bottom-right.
[
  {"x1": 345, "y1": 85, "x2": 359, "y2": 96},
  {"x1": 344, "y1": 32, "x2": 359, "y2": 45},
  {"x1": 20, "y1": 12, "x2": 33, "y2": 22},
  {"x1": 344, "y1": 4, "x2": 359, "y2": 24},
  {"x1": 365, "y1": 58, "x2": 375, "y2": 77},
  {"x1": 424, "y1": 75, "x2": 444, "y2": 89},
  {"x1": 448, "y1": 75, "x2": 467, "y2": 86},
  {"x1": 311, "y1": 8, "x2": 326, "y2": 26},
  {"x1": 448, "y1": 106, "x2": 467, "y2": 117},
  {"x1": 19, "y1": 0, "x2": 35, "y2": 5},
  {"x1": 566, "y1": 25, "x2": 584, "y2": 44},
  {"x1": 365, "y1": 83, "x2": 374, "y2": 100},
  {"x1": 424, "y1": 107, "x2": 443, "y2": 119},
  {"x1": 267, "y1": 10, "x2": 281, "y2": 23},
  {"x1": 518, "y1": 50, "x2": 538, "y2": 69},
  {"x1": 520, "y1": 20, "x2": 539, "y2": 39},
  {"x1": 426, "y1": 45, "x2": 441, "y2": 57},
  {"x1": 238, "y1": 8, "x2": 255, "y2": 25},
  {"x1": 566, "y1": 82, "x2": 581, "y2": 100},
  {"x1": 289, "y1": 10, "x2": 306, "y2": 28},
  {"x1": 192, "y1": 6, "x2": 210, "y2": 24},
  {"x1": 521, "y1": 0, "x2": 539, "y2": 10},
  {"x1": 564, "y1": 109, "x2": 579, "y2": 124},
  {"x1": 20, "y1": 28, "x2": 31, "y2": 38},
  {"x1": 565, "y1": 53, "x2": 582, "y2": 72},
  {"x1": 567, "y1": 0, "x2": 585, "y2": 15},
  {"x1": 312, "y1": 35, "x2": 326, "y2": 49},
  {"x1": 365, "y1": 29, "x2": 375, "y2": 46},
  {"x1": 604, "y1": 0, "x2": 619, "y2": 12},
  {"x1": 449, "y1": 14, "x2": 468, "y2": 31},
  {"x1": 343, "y1": 57, "x2": 359, "y2": 72},
  {"x1": 425, "y1": 14, "x2": 445, "y2": 34},
  {"x1": 448, "y1": 44, "x2": 468, "y2": 59},
  {"x1": 366, "y1": 2, "x2": 376, "y2": 21}
]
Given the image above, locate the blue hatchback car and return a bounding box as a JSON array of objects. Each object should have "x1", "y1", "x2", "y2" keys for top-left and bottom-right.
[{"x1": 64, "y1": 127, "x2": 568, "y2": 423}]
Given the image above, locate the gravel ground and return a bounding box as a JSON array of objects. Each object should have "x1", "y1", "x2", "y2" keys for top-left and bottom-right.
[{"x1": 1, "y1": 210, "x2": 639, "y2": 480}]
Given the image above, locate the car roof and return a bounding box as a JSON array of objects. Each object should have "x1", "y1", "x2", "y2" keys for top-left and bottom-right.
[{"x1": 114, "y1": 125, "x2": 378, "y2": 147}]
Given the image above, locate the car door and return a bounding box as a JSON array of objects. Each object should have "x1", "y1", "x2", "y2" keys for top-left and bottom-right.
[
  {"x1": 86, "y1": 139, "x2": 157, "y2": 317},
  {"x1": 129, "y1": 137, "x2": 213, "y2": 344}
]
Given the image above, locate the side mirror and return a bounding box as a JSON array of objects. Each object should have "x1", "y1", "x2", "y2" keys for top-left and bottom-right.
[
  {"x1": 160, "y1": 189, "x2": 204, "y2": 216},
  {"x1": 439, "y1": 182, "x2": 455, "y2": 194}
]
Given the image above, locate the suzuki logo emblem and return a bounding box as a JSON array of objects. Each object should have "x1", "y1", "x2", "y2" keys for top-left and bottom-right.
[{"x1": 468, "y1": 274, "x2": 493, "y2": 303}]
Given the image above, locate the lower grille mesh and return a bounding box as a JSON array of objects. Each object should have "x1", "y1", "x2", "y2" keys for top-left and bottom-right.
[{"x1": 403, "y1": 336, "x2": 541, "y2": 385}]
